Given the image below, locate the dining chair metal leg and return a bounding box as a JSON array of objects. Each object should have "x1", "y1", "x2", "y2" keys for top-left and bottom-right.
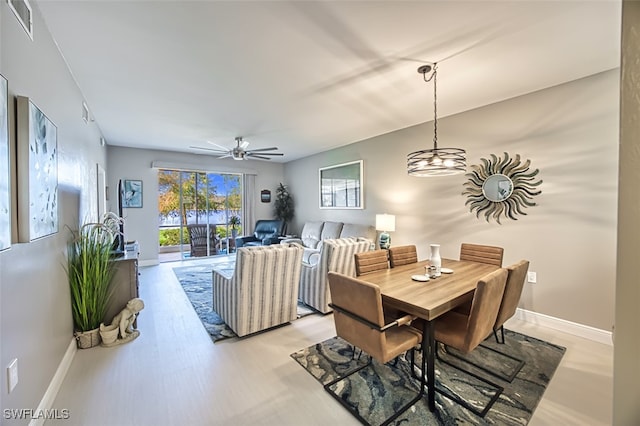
[
  {"x1": 434, "y1": 344, "x2": 504, "y2": 418},
  {"x1": 353, "y1": 346, "x2": 363, "y2": 360},
  {"x1": 410, "y1": 348, "x2": 418, "y2": 379},
  {"x1": 323, "y1": 357, "x2": 373, "y2": 425},
  {"x1": 477, "y1": 342, "x2": 525, "y2": 383},
  {"x1": 323, "y1": 346, "x2": 426, "y2": 426},
  {"x1": 442, "y1": 342, "x2": 525, "y2": 383}
]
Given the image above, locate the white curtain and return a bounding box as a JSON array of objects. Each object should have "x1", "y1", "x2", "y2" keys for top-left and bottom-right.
[{"x1": 242, "y1": 174, "x2": 256, "y2": 234}]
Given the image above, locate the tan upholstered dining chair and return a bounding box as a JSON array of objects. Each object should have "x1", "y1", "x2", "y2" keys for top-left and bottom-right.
[
  {"x1": 459, "y1": 243, "x2": 504, "y2": 267},
  {"x1": 433, "y1": 268, "x2": 508, "y2": 417},
  {"x1": 454, "y1": 243, "x2": 504, "y2": 315},
  {"x1": 493, "y1": 260, "x2": 529, "y2": 343},
  {"x1": 326, "y1": 272, "x2": 424, "y2": 426},
  {"x1": 453, "y1": 259, "x2": 529, "y2": 342},
  {"x1": 354, "y1": 249, "x2": 389, "y2": 276},
  {"x1": 447, "y1": 260, "x2": 530, "y2": 383},
  {"x1": 474, "y1": 259, "x2": 531, "y2": 382},
  {"x1": 388, "y1": 245, "x2": 418, "y2": 268}
]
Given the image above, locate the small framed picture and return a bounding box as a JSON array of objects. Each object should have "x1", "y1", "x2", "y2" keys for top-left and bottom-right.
[
  {"x1": 319, "y1": 160, "x2": 363, "y2": 209},
  {"x1": 261, "y1": 189, "x2": 271, "y2": 203},
  {"x1": 122, "y1": 179, "x2": 143, "y2": 208}
]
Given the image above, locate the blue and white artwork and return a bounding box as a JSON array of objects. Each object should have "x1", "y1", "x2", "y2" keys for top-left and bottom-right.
[
  {"x1": 17, "y1": 96, "x2": 58, "y2": 242},
  {"x1": 122, "y1": 179, "x2": 142, "y2": 208},
  {"x1": 0, "y1": 75, "x2": 10, "y2": 251}
]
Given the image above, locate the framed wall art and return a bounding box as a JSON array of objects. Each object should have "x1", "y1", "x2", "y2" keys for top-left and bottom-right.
[
  {"x1": 16, "y1": 96, "x2": 58, "y2": 242},
  {"x1": 0, "y1": 75, "x2": 10, "y2": 251},
  {"x1": 319, "y1": 160, "x2": 363, "y2": 209},
  {"x1": 122, "y1": 179, "x2": 143, "y2": 208}
]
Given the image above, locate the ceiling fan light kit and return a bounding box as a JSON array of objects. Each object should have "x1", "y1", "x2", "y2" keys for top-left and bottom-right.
[
  {"x1": 407, "y1": 63, "x2": 466, "y2": 177},
  {"x1": 190, "y1": 136, "x2": 284, "y2": 161}
]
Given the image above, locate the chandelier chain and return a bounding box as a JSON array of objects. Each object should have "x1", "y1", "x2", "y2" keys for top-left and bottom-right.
[{"x1": 432, "y1": 63, "x2": 438, "y2": 149}]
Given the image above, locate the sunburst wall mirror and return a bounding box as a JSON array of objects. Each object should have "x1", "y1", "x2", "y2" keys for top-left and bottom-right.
[{"x1": 462, "y1": 153, "x2": 542, "y2": 224}]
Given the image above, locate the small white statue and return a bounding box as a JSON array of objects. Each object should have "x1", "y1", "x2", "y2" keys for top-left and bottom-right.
[{"x1": 102, "y1": 298, "x2": 144, "y2": 346}]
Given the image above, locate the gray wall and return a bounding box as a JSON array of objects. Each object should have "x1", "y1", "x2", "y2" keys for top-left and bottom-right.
[
  {"x1": 106, "y1": 146, "x2": 285, "y2": 263},
  {"x1": 1, "y1": 1, "x2": 107, "y2": 421},
  {"x1": 284, "y1": 70, "x2": 619, "y2": 331}
]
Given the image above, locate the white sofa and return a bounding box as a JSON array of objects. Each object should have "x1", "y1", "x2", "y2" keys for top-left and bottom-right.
[
  {"x1": 282, "y1": 221, "x2": 376, "y2": 264},
  {"x1": 212, "y1": 243, "x2": 304, "y2": 337},
  {"x1": 298, "y1": 238, "x2": 372, "y2": 314}
]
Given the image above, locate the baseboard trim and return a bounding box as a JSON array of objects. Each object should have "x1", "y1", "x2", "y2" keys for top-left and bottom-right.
[
  {"x1": 28, "y1": 338, "x2": 77, "y2": 426},
  {"x1": 512, "y1": 308, "x2": 613, "y2": 346}
]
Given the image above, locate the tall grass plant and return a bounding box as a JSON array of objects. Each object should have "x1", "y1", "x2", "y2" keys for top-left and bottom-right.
[{"x1": 66, "y1": 213, "x2": 123, "y2": 332}]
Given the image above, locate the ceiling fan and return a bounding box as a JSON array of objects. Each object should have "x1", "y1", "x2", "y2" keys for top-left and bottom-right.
[{"x1": 190, "y1": 137, "x2": 284, "y2": 161}]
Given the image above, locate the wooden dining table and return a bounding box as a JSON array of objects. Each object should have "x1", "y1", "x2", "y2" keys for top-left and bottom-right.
[{"x1": 360, "y1": 258, "x2": 500, "y2": 412}]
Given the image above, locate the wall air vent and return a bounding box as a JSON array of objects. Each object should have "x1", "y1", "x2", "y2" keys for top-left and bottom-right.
[{"x1": 7, "y1": 0, "x2": 33, "y2": 40}]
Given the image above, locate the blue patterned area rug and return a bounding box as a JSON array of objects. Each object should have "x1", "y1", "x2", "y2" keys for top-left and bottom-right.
[
  {"x1": 291, "y1": 330, "x2": 565, "y2": 425},
  {"x1": 173, "y1": 261, "x2": 315, "y2": 342}
]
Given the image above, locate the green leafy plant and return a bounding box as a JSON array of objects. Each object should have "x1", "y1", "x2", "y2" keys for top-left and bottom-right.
[
  {"x1": 229, "y1": 215, "x2": 241, "y2": 230},
  {"x1": 66, "y1": 213, "x2": 123, "y2": 332},
  {"x1": 274, "y1": 183, "x2": 294, "y2": 233},
  {"x1": 159, "y1": 228, "x2": 190, "y2": 246},
  {"x1": 217, "y1": 227, "x2": 229, "y2": 239}
]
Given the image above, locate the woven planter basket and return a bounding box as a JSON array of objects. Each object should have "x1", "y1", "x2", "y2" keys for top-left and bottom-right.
[{"x1": 75, "y1": 328, "x2": 101, "y2": 349}]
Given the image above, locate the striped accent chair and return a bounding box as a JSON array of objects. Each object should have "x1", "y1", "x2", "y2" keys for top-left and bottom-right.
[
  {"x1": 299, "y1": 238, "x2": 372, "y2": 314},
  {"x1": 212, "y1": 243, "x2": 304, "y2": 337}
]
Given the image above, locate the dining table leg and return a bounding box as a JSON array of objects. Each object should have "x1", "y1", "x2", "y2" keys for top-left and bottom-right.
[{"x1": 423, "y1": 320, "x2": 436, "y2": 411}]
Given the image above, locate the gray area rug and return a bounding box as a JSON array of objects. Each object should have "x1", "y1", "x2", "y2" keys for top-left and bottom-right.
[
  {"x1": 291, "y1": 330, "x2": 565, "y2": 425},
  {"x1": 173, "y1": 261, "x2": 315, "y2": 342}
]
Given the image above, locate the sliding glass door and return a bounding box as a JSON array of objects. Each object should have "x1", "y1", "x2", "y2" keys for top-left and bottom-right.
[{"x1": 158, "y1": 169, "x2": 242, "y2": 261}]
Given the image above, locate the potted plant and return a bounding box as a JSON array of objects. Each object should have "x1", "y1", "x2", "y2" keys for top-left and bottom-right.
[
  {"x1": 66, "y1": 213, "x2": 123, "y2": 349},
  {"x1": 229, "y1": 215, "x2": 241, "y2": 238},
  {"x1": 274, "y1": 183, "x2": 294, "y2": 235}
]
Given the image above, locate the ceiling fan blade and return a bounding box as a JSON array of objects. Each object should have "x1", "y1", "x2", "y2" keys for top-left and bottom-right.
[
  {"x1": 240, "y1": 140, "x2": 249, "y2": 149},
  {"x1": 206, "y1": 141, "x2": 232, "y2": 152},
  {"x1": 246, "y1": 154, "x2": 273, "y2": 160},
  {"x1": 217, "y1": 153, "x2": 233, "y2": 159},
  {"x1": 190, "y1": 146, "x2": 229, "y2": 154},
  {"x1": 247, "y1": 147, "x2": 279, "y2": 152},
  {"x1": 248, "y1": 152, "x2": 284, "y2": 156}
]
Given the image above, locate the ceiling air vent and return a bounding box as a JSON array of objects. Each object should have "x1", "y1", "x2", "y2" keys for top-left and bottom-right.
[{"x1": 8, "y1": 0, "x2": 33, "y2": 40}]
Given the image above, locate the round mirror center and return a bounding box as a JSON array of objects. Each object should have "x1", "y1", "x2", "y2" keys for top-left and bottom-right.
[{"x1": 482, "y1": 174, "x2": 513, "y2": 202}]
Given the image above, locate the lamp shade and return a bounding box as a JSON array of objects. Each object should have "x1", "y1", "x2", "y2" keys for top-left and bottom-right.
[{"x1": 375, "y1": 214, "x2": 396, "y2": 232}]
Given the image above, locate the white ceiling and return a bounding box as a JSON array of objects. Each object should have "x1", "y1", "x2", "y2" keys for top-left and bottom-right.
[{"x1": 37, "y1": 1, "x2": 621, "y2": 163}]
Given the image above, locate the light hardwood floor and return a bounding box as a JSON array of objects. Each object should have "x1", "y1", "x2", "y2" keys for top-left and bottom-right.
[{"x1": 47, "y1": 259, "x2": 613, "y2": 425}]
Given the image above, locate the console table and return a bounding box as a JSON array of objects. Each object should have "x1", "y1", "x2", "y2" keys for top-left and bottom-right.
[{"x1": 105, "y1": 248, "x2": 139, "y2": 325}]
